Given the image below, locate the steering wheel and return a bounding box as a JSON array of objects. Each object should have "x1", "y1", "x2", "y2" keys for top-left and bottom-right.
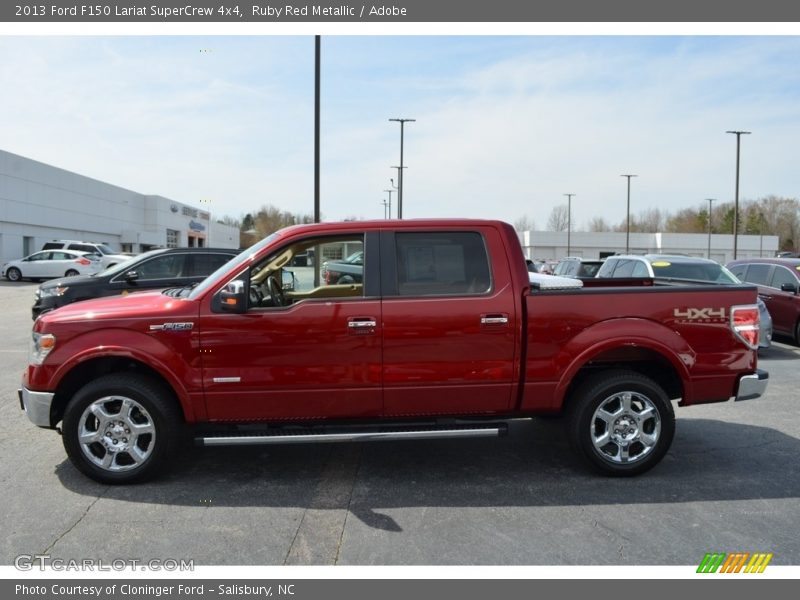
[
  {"x1": 266, "y1": 275, "x2": 286, "y2": 307},
  {"x1": 249, "y1": 285, "x2": 263, "y2": 307}
]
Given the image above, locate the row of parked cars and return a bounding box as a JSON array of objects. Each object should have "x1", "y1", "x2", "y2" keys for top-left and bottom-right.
[{"x1": 533, "y1": 253, "x2": 800, "y2": 349}]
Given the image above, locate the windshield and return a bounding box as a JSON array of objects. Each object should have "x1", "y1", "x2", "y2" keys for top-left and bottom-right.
[
  {"x1": 650, "y1": 260, "x2": 740, "y2": 284},
  {"x1": 95, "y1": 249, "x2": 162, "y2": 277},
  {"x1": 189, "y1": 233, "x2": 280, "y2": 299}
]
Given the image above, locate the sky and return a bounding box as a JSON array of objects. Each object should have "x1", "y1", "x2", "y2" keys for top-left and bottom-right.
[{"x1": 1, "y1": 35, "x2": 799, "y2": 229}]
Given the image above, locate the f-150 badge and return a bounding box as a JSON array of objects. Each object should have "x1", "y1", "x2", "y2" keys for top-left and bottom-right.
[
  {"x1": 674, "y1": 308, "x2": 726, "y2": 321},
  {"x1": 149, "y1": 322, "x2": 194, "y2": 331}
]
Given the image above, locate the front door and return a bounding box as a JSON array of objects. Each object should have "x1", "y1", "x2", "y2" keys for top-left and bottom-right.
[{"x1": 200, "y1": 232, "x2": 383, "y2": 422}]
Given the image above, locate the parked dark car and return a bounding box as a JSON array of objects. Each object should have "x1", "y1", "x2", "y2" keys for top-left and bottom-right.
[
  {"x1": 322, "y1": 250, "x2": 363, "y2": 284},
  {"x1": 727, "y1": 258, "x2": 800, "y2": 344},
  {"x1": 32, "y1": 247, "x2": 240, "y2": 319},
  {"x1": 553, "y1": 257, "x2": 604, "y2": 278}
]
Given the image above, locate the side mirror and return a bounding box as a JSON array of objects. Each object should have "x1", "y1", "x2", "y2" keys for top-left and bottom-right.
[
  {"x1": 780, "y1": 282, "x2": 799, "y2": 294},
  {"x1": 124, "y1": 270, "x2": 139, "y2": 282},
  {"x1": 218, "y1": 280, "x2": 246, "y2": 313},
  {"x1": 282, "y1": 270, "x2": 297, "y2": 292}
]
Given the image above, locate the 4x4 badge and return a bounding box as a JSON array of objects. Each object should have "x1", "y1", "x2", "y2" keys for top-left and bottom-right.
[
  {"x1": 674, "y1": 308, "x2": 726, "y2": 320},
  {"x1": 149, "y1": 322, "x2": 194, "y2": 331}
]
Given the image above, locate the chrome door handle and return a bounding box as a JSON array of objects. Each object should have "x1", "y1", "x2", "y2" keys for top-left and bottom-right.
[
  {"x1": 348, "y1": 320, "x2": 377, "y2": 328},
  {"x1": 480, "y1": 316, "x2": 508, "y2": 325}
]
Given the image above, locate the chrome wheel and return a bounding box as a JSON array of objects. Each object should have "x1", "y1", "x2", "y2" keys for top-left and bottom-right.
[
  {"x1": 590, "y1": 391, "x2": 661, "y2": 464},
  {"x1": 77, "y1": 396, "x2": 156, "y2": 472}
]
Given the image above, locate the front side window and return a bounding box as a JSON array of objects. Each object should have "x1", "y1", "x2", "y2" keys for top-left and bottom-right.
[
  {"x1": 134, "y1": 254, "x2": 187, "y2": 280},
  {"x1": 395, "y1": 232, "x2": 491, "y2": 296},
  {"x1": 771, "y1": 266, "x2": 799, "y2": 289},
  {"x1": 244, "y1": 234, "x2": 365, "y2": 310},
  {"x1": 742, "y1": 264, "x2": 772, "y2": 286}
]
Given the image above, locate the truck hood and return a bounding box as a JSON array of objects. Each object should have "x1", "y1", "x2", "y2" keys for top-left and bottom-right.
[{"x1": 38, "y1": 289, "x2": 196, "y2": 324}]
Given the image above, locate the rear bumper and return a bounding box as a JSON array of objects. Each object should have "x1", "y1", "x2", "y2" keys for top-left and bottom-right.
[
  {"x1": 734, "y1": 369, "x2": 769, "y2": 402},
  {"x1": 18, "y1": 387, "x2": 55, "y2": 427}
]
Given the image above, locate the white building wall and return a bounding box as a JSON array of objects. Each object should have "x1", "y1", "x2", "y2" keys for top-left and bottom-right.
[
  {"x1": 520, "y1": 230, "x2": 779, "y2": 265},
  {"x1": 0, "y1": 149, "x2": 239, "y2": 263}
]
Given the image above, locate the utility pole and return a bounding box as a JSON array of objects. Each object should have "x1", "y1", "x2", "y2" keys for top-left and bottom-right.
[
  {"x1": 621, "y1": 174, "x2": 637, "y2": 253},
  {"x1": 383, "y1": 189, "x2": 393, "y2": 219},
  {"x1": 726, "y1": 130, "x2": 751, "y2": 259},
  {"x1": 564, "y1": 194, "x2": 575, "y2": 256},
  {"x1": 389, "y1": 118, "x2": 415, "y2": 219},
  {"x1": 314, "y1": 35, "x2": 321, "y2": 223},
  {"x1": 706, "y1": 198, "x2": 716, "y2": 259}
]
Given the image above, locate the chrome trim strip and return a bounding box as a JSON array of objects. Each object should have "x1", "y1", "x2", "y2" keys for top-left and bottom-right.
[
  {"x1": 19, "y1": 387, "x2": 55, "y2": 427},
  {"x1": 212, "y1": 377, "x2": 241, "y2": 383},
  {"x1": 734, "y1": 369, "x2": 769, "y2": 401},
  {"x1": 200, "y1": 427, "x2": 502, "y2": 446}
]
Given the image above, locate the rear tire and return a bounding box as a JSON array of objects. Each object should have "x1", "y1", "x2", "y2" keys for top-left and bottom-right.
[
  {"x1": 62, "y1": 374, "x2": 182, "y2": 484},
  {"x1": 566, "y1": 370, "x2": 675, "y2": 476},
  {"x1": 6, "y1": 267, "x2": 21, "y2": 282}
]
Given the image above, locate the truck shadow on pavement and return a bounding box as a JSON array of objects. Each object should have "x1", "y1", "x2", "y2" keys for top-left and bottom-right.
[{"x1": 55, "y1": 417, "x2": 800, "y2": 532}]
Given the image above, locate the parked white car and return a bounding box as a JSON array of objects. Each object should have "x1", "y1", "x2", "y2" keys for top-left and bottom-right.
[
  {"x1": 41, "y1": 240, "x2": 134, "y2": 269},
  {"x1": 2, "y1": 250, "x2": 102, "y2": 282}
]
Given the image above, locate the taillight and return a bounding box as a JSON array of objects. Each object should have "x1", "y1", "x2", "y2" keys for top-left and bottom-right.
[
  {"x1": 76, "y1": 258, "x2": 91, "y2": 266},
  {"x1": 730, "y1": 305, "x2": 760, "y2": 350}
]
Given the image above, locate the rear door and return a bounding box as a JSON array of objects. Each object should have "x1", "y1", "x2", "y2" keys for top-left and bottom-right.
[
  {"x1": 767, "y1": 265, "x2": 800, "y2": 336},
  {"x1": 380, "y1": 227, "x2": 518, "y2": 417}
]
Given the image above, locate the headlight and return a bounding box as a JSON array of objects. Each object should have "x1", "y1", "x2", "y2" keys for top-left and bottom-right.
[
  {"x1": 38, "y1": 286, "x2": 69, "y2": 298},
  {"x1": 29, "y1": 332, "x2": 56, "y2": 365}
]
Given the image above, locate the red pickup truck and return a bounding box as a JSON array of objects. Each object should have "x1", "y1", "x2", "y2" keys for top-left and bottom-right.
[{"x1": 19, "y1": 220, "x2": 768, "y2": 483}]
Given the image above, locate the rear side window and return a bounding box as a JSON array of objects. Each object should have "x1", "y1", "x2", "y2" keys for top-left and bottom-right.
[
  {"x1": 607, "y1": 259, "x2": 639, "y2": 278},
  {"x1": 742, "y1": 264, "x2": 772, "y2": 286},
  {"x1": 395, "y1": 232, "x2": 491, "y2": 296},
  {"x1": 67, "y1": 243, "x2": 97, "y2": 254},
  {"x1": 41, "y1": 242, "x2": 64, "y2": 250}
]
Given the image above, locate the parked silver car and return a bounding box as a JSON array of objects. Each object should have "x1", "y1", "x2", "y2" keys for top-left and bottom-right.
[{"x1": 597, "y1": 254, "x2": 773, "y2": 350}]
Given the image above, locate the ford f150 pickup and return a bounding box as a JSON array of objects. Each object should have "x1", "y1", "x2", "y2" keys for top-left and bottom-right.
[{"x1": 19, "y1": 220, "x2": 768, "y2": 483}]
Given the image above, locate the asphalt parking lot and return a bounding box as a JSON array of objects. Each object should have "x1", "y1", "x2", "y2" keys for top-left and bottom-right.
[{"x1": 1, "y1": 280, "x2": 799, "y2": 566}]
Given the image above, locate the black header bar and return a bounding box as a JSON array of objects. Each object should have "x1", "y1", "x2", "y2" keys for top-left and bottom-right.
[{"x1": 3, "y1": 0, "x2": 800, "y2": 23}]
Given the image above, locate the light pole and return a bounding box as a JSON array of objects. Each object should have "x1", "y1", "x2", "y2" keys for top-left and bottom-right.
[
  {"x1": 726, "y1": 130, "x2": 751, "y2": 259},
  {"x1": 199, "y1": 198, "x2": 212, "y2": 247},
  {"x1": 389, "y1": 118, "x2": 415, "y2": 219},
  {"x1": 383, "y1": 189, "x2": 393, "y2": 219},
  {"x1": 564, "y1": 193, "x2": 575, "y2": 256},
  {"x1": 621, "y1": 174, "x2": 637, "y2": 253},
  {"x1": 706, "y1": 198, "x2": 716, "y2": 259},
  {"x1": 381, "y1": 199, "x2": 390, "y2": 219},
  {"x1": 314, "y1": 35, "x2": 321, "y2": 223}
]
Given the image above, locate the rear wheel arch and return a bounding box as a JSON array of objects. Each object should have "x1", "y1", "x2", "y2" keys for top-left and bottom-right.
[{"x1": 565, "y1": 368, "x2": 676, "y2": 476}]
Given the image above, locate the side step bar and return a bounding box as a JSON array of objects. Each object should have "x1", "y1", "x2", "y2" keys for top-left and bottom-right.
[{"x1": 197, "y1": 425, "x2": 506, "y2": 447}]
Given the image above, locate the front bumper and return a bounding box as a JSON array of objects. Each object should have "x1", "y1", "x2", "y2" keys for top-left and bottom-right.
[
  {"x1": 734, "y1": 369, "x2": 769, "y2": 402},
  {"x1": 18, "y1": 387, "x2": 55, "y2": 427}
]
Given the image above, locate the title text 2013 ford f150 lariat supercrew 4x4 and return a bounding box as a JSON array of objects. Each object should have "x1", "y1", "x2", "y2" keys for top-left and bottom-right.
[{"x1": 19, "y1": 220, "x2": 768, "y2": 483}]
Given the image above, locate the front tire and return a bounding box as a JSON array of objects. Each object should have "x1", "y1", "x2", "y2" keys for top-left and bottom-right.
[
  {"x1": 6, "y1": 267, "x2": 21, "y2": 282},
  {"x1": 64, "y1": 269, "x2": 79, "y2": 277},
  {"x1": 566, "y1": 370, "x2": 675, "y2": 476},
  {"x1": 62, "y1": 374, "x2": 182, "y2": 484}
]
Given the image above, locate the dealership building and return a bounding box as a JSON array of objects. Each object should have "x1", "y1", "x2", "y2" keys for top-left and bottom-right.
[
  {"x1": 519, "y1": 229, "x2": 779, "y2": 265},
  {"x1": 0, "y1": 149, "x2": 240, "y2": 264}
]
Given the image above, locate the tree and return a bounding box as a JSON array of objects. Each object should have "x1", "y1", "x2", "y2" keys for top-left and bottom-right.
[
  {"x1": 514, "y1": 214, "x2": 536, "y2": 232},
  {"x1": 546, "y1": 205, "x2": 569, "y2": 232},
  {"x1": 586, "y1": 216, "x2": 611, "y2": 232}
]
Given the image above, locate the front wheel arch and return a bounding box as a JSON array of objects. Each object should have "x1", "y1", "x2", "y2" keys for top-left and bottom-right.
[{"x1": 62, "y1": 373, "x2": 183, "y2": 483}]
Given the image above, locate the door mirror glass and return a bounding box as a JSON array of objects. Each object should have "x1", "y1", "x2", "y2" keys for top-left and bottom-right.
[{"x1": 780, "y1": 282, "x2": 799, "y2": 294}]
